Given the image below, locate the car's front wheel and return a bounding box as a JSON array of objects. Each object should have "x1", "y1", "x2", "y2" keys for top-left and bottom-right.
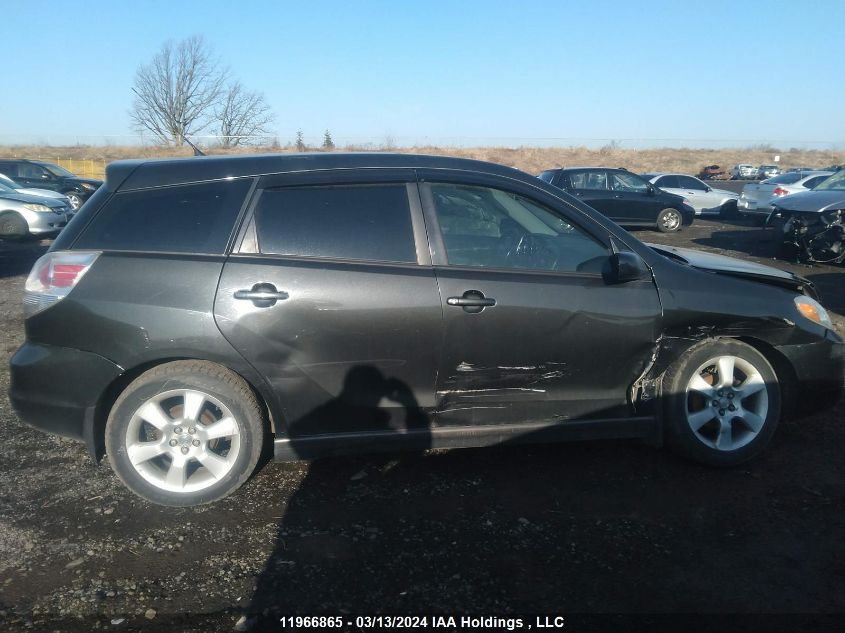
[
  {"x1": 0, "y1": 212, "x2": 28, "y2": 239},
  {"x1": 105, "y1": 361, "x2": 265, "y2": 506},
  {"x1": 65, "y1": 192, "x2": 83, "y2": 210},
  {"x1": 656, "y1": 208, "x2": 682, "y2": 233},
  {"x1": 662, "y1": 339, "x2": 781, "y2": 466}
]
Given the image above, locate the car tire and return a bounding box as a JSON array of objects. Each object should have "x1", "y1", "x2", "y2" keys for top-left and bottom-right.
[
  {"x1": 719, "y1": 200, "x2": 738, "y2": 219},
  {"x1": 0, "y1": 212, "x2": 29, "y2": 239},
  {"x1": 656, "y1": 208, "x2": 682, "y2": 233},
  {"x1": 105, "y1": 360, "x2": 265, "y2": 506},
  {"x1": 65, "y1": 192, "x2": 83, "y2": 211},
  {"x1": 662, "y1": 339, "x2": 781, "y2": 467}
]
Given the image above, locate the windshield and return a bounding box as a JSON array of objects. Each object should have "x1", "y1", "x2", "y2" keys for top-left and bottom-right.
[
  {"x1": 44, "y1": 163, "x2": 75, "y2": 178},
  {"x1": 0, "y1": 175, "x2": 22, "y2": 189},
  {"x1": 814, "y1": 170, "x2": 845, "y2": 192}
]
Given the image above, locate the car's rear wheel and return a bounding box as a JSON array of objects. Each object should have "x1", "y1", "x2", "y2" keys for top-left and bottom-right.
[
  {"x1": 662, "y1": 339, "x2": 781, "y2": 466},
  {"x1": 105, "y1": 361, "x2": 265, "y2": 506},
  {"x1": 656, "y1": 208, "x2": 682, "y2": 233},
  {"x1": 0, "y1": 212, "x2": 28, "y2": 239}
]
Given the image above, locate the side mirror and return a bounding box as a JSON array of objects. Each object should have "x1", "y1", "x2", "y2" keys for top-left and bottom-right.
[
  {"x1": 40, "y1": 172, "x2": 52, "y2": 180},
  {"x1": 603, "y1": 251, "x2": 649, "y2": 284},
  {"x1": 646, "y1": 185, "x2": 655, "y2": 195}
]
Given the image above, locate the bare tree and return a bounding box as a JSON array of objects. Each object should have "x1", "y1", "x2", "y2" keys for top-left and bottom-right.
[
  {"x1": 216, "y1": 82, "x2": 275, "y2": 147},
  {"x1": 130, "y1": 36, "x2": 226, "y2": 146}
]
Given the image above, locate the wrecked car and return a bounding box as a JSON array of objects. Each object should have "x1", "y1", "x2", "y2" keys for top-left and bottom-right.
[
  {"x1": 767, "y1": 169, "x2": 845, "y2": 263},
  {"x1": 9, "y1": 153, "x2": 844, "y2": 506}
]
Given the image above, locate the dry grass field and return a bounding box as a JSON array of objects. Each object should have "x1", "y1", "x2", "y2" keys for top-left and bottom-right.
[{"x1": 1, "y1": 143, "x2": 843, "y2": 181}]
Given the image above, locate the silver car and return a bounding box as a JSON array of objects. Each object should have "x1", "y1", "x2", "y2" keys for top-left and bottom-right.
[
  {"x1": 731, "y1": 164, "x2": 758, "y2": 179},
  {"x1": 738, "y1": 171, "x2": 833, "y2": 221},
  {"x1": 0, "y1": 173, "x2": 71, "y2": 203},
  {"x1": 644, "y1": 173, "x2": 739, "y2": 216},
  {"x1": 0, "y1": 182, "x2": 74, "y2": 238}
]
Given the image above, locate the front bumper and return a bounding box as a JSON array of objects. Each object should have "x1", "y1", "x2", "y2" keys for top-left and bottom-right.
[
  {"x1": 21, "y1": 208, "x2": 72, "y2": 235},
  {"x1": 776, "y1": 331, "x2": 845, "y2": 415},
  {"x1": 9, "y1": 342, "x2": 123, "y2": 454}
]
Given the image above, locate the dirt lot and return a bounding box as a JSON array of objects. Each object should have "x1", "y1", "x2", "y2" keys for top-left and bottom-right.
[{"x1": 1, "y1": 218, "x2": 844, "y2": 633}]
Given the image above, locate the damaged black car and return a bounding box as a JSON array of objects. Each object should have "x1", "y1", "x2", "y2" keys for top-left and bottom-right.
[
  {"x1": 768, "y1": 169, "x2": 845, "y2": 263},
  {"x1": 9, "y1": 153, "x2": 844, "y2": 506}
]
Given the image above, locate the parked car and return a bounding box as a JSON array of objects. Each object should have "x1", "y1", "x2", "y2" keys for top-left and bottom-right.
[
  {"x1": 738, "y1": 171, "x2": 833, "y2": 222},
  {"x1": 10, "y1": 153, "x2": 843, "y2": 506},
  {"x1": 643, "y1": 173, "x2": 739, "y2": 216},
  {"x1": 697, "y1": 165, "x2": 730, "y2": 180},
  {"x1": 0, "y1": 159, "x2": 102, "y2": 210},
  {"x1": 756, "y1": 165, "x2": 781, "y2": 180},
  {"x1": 538, "y1": 167, "x2": 695, "y2": 232},
  {"x1": 0, "y1": 181, "x2": 74, "y2": 238},
  {"x1": 768, "y1": 169, "x2": 845, "y2": 263},
  {"x1": 730, "y1": 164, "x2": 757, "y2": 180},
  {"x1": 0, "y1": 173, "x2": 71, "y2": 203}
]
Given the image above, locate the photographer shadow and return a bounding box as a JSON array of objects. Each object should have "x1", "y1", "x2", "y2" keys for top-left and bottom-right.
[{"x1": 245, "y1": 365, "x2": 432, "y2": 627}]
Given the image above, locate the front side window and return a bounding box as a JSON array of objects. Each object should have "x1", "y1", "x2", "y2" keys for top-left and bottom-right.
[
  {"x1": 568, "y1": 171, "x2": 608, "y2": 190},
  {"x1": 610, "y1": 172, "x2": 649, "y2": 193},
  {"x1": 254, "y1": 184, "x2": 416, "y2": 263},
  {"x1": 75, "y1": 179, "x2": 252, "y2": 253},
  {"x1": 430, "y1": 183, "x2": 607, "y2": 273}
]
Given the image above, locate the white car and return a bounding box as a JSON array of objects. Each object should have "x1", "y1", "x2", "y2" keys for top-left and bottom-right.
[
  {"x1": 644, "y1": 173, "x2": 739, "y2": 216},
  {"x1": 730, "y1": 164, "x2": 758, "y2": 180},
  {"x1": 738, "y1": 171, "x2": 833, "y2": 221}
]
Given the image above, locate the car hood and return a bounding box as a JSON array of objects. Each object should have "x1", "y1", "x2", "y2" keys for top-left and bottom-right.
[
  {"x1": 0, "y1": 191, "x2": 67, "y2": 207},
  {"x1": 772, "y1": 189, "x2": 845, "y2": 213},
  {"x1": 16, "y1": 187, "x2": 67, "y2": 199},
  {"x1": 646, "y1": 243, "x2": 813, "y2": 294}
]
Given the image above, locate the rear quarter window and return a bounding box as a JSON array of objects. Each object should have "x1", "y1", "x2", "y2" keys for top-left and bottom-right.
[
  {"x1": 74, "y1": 179, "x2": 252, "y2": 253},
  {"x1": 253, "y1": 184, "x2": 416, "y2": 263}
]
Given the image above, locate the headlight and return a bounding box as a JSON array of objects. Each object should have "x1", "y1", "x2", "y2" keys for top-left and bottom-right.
[
  {"x1": 80, "y1": 182, "x2": 95, "y2": 190},
  {"x1": 794, "y1": 296, "x2": 833, "y2": 329},
  {"x1": 22, "y1": 203, "x2": 52, "y2": 213}
]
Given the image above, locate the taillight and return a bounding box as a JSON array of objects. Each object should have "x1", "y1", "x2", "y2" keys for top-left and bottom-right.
[
  {"x1": 773, "y1": 187, "x2": 790, "y2": 197},
  {"x1": 24, "y1": 251, "x2": 100, "y2": 318}
]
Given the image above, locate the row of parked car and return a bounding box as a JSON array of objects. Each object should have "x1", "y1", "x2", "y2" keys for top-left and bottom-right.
[{"x1": 0, "y1": 159, "x2": 102, "y2": 239}]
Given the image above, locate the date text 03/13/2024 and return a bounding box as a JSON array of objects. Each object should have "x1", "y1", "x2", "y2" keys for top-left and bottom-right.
[{"x1": 278, "y1": 615, "x2": 566, "y2": 630}]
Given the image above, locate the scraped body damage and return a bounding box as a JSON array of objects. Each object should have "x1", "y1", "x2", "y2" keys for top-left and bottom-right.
[{"x1": 432, "y1": 267, "x2": 663, "y2": 426}]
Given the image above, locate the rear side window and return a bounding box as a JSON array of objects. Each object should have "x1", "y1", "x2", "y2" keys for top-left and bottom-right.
[
  {"x1": 803, "y1": 175, "x2": 828, "y2": 189},
  {"x1": 568, "y1": 171, "x2": 607, "y2": 190},
  {"x1": 75, "y1": 179, "x2": 251, "y2": 253},
  {"x1": 656, "y1": 175, "x2": 679, "y2": 188},
  {"x1": 538, "y1": 170, "x2": 558, "y2": 183},
  {"x1": 254, "y1": 184, "x2": 416, "y2": 263}
]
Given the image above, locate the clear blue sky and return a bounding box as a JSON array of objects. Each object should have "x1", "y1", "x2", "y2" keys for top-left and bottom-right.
[{"x1": 3, "y1": 0, "x2": 843, "y2": 148}]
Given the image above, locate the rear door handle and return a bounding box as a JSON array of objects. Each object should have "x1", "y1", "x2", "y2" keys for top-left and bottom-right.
[
  {"x1": 447, "y1": 290, "x2": 496, "y2": 314},
  {"x1": 234, "y1": 283, "x2": 289, "y2": 307}
]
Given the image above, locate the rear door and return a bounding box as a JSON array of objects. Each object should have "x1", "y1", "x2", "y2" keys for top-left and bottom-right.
[
  {"x1": 418, "y1": 172, "x2": 662, "y2": 426},
  {"x1": 557, "y1": 169, "x2": 617, "y2": 218},
  {"x1": 214, "y1": 169, "x2": 443, "y2": 442}
]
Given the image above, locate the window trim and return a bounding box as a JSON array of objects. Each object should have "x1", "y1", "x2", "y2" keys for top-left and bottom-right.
[{"x1": 418, "y1": 180, "x2": 610, "y2": 276}]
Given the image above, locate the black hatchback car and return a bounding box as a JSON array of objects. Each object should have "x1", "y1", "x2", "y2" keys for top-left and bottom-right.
[
  {"x1": 0, "y1": 159, "x2": 102, "y2": 210},
  {"x1": 539, "y1": 167, "x2": 695, "y2": 232},
  {"x1": 10, "y1": 153, "x2": 843, "y2": 506}
]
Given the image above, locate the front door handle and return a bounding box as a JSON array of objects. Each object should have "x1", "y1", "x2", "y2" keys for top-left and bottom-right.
[
  {"x1": 234, "y1": 283, "x2": 289, "y2": 307},
  {"x1": 447, "y1": 290, "x2": 496, "y2": 314}
]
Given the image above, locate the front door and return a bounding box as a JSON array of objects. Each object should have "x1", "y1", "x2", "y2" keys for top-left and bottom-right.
[
  {"x1": 607, "y1": 171, "x2": 660, "y2": 224},
  {"x1": 418, "y1": 177, "x2": 662, "y2": 426},
  {"x1": 214, "y1": 171, "x2": 442, "y2": 443}
]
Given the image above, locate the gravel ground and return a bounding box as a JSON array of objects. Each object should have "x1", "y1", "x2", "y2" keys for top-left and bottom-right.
[{"x1": 1, "y1": 219, "x2": 844, "y2": 632}]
